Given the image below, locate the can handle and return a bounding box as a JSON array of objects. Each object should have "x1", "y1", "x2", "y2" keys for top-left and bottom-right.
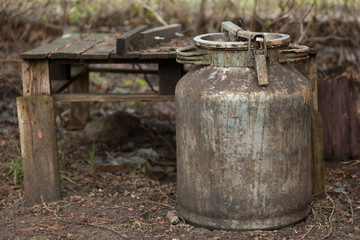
[
  {"x1": 221, "y1": 21, "x2": 269, "y2": 86},
  {"x1": 221, "y1": 21, "x2": 265, "y2": 42},
  {"x1": 278, "y1": 44, "x2": 309, "y2": 62},
  {"x1": 176, "y1": 45, "x2": 210, "y2": 65}
]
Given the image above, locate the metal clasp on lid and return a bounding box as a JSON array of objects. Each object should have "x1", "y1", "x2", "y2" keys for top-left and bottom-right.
[
  {"x1": 249, "y1": 35, "x2": 269, "y2": 86},
  {"x1": 221, "y1": 21, "x2": 269, "y2": 86}
]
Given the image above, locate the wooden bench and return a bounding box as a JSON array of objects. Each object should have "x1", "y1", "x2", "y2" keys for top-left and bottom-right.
[{"x1": 17, "y1": 25, "x2": 186, "y2": 205}]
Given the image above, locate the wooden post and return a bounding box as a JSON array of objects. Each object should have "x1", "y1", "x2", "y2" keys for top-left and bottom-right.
[
  {"x1": 17, "y1": 95, "x2": 60, "y2": 205},
  {"x1": 22, "y1": 60, "x2": 51, "y2": 96},
  {"x1": 19, "y1": 59, "x2": 60, "y2": 205},
  {"x1": 68, "y1": 65, "x2": 90, "y2": 129},
  {"x1": 294, "y1": 50, "x2": 325, "y2": 198},
  {"x1": 158, "y1": 62, "x2": 183, "y2": 95}
]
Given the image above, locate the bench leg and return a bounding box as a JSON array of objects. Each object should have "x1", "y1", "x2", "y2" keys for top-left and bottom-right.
[
  {"x1": 17, "y1": 95, "x2": 60, "y2": 205},
  {"x1": 158, "y1": 62, "x2": 183, "y2": 95},
  {"x1": 69, "y1": 65, "x2": 90, "y2": 129},
  {"x1": 294, "y1": 52, "x2": 325, "y2": 198}
]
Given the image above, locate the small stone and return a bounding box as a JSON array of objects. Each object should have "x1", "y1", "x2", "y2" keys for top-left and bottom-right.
[
  {"x1": 146, "y1": 166, "x2": 166, "y2": 180},
  {"x1": 83, "y1": 112, "x2": 139, "y2": 145},
  {"x1": 166, "y1": 211, "x2": 180, "y2": 225}
]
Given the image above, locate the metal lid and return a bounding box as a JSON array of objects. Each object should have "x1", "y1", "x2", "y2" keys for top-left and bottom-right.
[
  {"x1": 177, "y1": 22, "x2": 309, "y2": 86},
  {"x1": 194, "y1": 32, "x2": 290, "y2": 50}
]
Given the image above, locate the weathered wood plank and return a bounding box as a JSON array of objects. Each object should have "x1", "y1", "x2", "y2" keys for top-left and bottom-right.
[
  {"x1": 82, "y1": 34, "x2": 120, "y2": 59},
  {"x1": 311, "y1": 110, "x2": 324, "y2": 198},
  {"x1": 111, "y1": 52, "x2": 140, "y2": 59},
  {"x1": 51, "y1": 80, "x2": 70, "y2": 93},
  {"x1": 139, "y1": 52, "x2": 173, "y2": 59},
  {"x1": 22, "y1": 60, "x2": 51, "y2": 96},
  {"x1": 20, "y1": 34, "x2": 80, "y2": 59},
  {"x1": 17, "y1": 95, "x2": 60, "y2": 205},
  {"x1": 158, "y1": 62, "x2": 183, "y2": 95},
  {"x1": 81, "y1": 45, "x2": 115, "y2": 60},
  {"x1": 116, "y1": 25, "x2": 148, "y2": 54},
  {"x1": 53, "y1": 93, "x2": 175, "y2": 102},
  {"x1": 111, "y1": 51, "x2": 176, "y2": 60},
  {"x1": 319, "y1": 77, "x2": 350, "y2": 160},
  {"x1": 140, "y1": 24, "x2": 181, "y2": 48},
  {"x1": 68, "y1": 66, "x2": 90, "y2": 129},
  {"x1": 51, "y1": 33, "x2": 108, "y2": 59},
  {"x1": 294, "y1": 51, "x2": 324, "y2": 197},
  {"x1": 348, "y1": 78, "x2": 360, "y2": 157},
  {"x1": 88, "y1": 66, "x2": 158, "y2": 74},
  {"x1": 318, "y1": 75, "x2": 360, "y2": 160}
]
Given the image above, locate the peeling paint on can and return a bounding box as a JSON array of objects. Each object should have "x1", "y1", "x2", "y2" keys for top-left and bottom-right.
[{"x1": 175, "y1": 63, "x2": 312, "y2": 230}]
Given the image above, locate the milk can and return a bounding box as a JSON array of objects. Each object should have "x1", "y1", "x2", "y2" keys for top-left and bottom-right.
[{"x1": 175, "y1": 22, "x2": 312, "y2": 230}]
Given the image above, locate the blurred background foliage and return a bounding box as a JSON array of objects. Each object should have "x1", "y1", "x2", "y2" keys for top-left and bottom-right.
[
  {"x1": 1, "y1": 0, "x2": 359, "y2": 34},
  {"x1": 0, "y1": 0, "x2": 359, "y2": 71}
]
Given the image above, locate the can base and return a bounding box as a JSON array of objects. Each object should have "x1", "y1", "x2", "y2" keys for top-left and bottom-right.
[{"x1": 178, "y1": 205, "x2": 310, "y2": 231}]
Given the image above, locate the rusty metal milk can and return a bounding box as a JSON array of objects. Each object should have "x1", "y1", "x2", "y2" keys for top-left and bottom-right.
[{"x1": 175, "y1": 22, "x2": 312, "y2": 230}]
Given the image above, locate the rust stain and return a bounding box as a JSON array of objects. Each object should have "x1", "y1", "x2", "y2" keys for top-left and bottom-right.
[
  {"x1": 298, "y1": 84, "x2": 311, "y2": 105},
  {"x1": 228, "y1": 112, "x2": 239, "y2": 118}
]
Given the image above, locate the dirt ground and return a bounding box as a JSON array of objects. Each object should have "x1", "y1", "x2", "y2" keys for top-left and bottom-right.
[{"x1": 0, "y1": 68, "x2": 359, "y2": 240}]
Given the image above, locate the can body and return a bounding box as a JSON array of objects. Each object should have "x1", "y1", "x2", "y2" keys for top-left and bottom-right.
[{"x1": 175, "y1": 63, "x2": 312, "y2": 230}]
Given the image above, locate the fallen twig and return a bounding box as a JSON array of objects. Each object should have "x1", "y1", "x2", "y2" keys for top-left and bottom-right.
[
  {"x1": 6, "y1": 195, "x2": 24, "y2": 209},
  {"x1": 339, "y1": 191, "x2": 355, "y2": 224},
  {"x1": 40, "y1": 195, "x2": 60, "y2": 219},
  {"x1": 137, "y1": 205, "x2": 158, "y2": 218},
  {"x1": 317, "y1": 205, "x2": 350, "y2": 216},
  {"x1": 319, "y1": 193, "x2": 335, "y2": 240},
  {"x1": 61, "y1": 173, "x2": 92, "y2": 192},
  {"x1": 341, "y1": 160, "x2": 360, "y2": 170},
  {"x1": 102, "y1": 200, "x2": 175, "y2": 210},
  {"x1": 300, "y1": 225, "x2": 314, "y2": 239},
  {"x1": 87, "y1": 223, "x2": 124, "y2": 236}
]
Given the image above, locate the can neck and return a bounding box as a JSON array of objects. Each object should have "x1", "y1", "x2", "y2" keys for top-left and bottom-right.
[
  {"x1": 194, "y1": 32, "x2": 291, "y2": 50},
  {"x1": 197, "y1": 48, "x2": 285, "y2": 68}
]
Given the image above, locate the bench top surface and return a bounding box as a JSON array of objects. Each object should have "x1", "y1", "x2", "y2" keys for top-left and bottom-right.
[{"x1": 21, "y1": 32, "x2": 187, "y2": 61}]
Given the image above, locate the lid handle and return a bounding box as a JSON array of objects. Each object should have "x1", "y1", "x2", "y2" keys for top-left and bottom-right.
[
  {"x1": 176, "y1": 45, "x2": 210, "y2": 65},
  {"x1": 221, "y1": 21, "x2": 269, "y2": 86},
  {"x1": 221, "y1": 21, "x2": 264, "y2": 42},
  {"x1": 254, "y1": 51, "x2": 269, "y2": 86}
]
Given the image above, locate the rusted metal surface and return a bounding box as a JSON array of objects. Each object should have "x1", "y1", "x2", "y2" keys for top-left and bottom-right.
[
  {"x1": 175, "y1": 22, "x2": 312, "y2": 230},
  {"x1": 194, "y1": 32, "x2": 290, "y2": 51},
  {"x1": 177, "y1": 46, "x2": 284, "y2": 67},
  {"x1": 176, "y1": 45, "x2": 210, "y2": 65},
  {"x1": 177, "y1": 29, "x2": 309, "y2": 87},
  {"x1": 278, "y1": 44, "x2": 309, "y2": 62},
  {"x1": 220, "y1": 21, "x2": 290, "y2": 48},
  {"x1": 254, "y1": 52, "x2": 269, "y2": 86},
  {"x1": 176, "y1": 64, "x2": 312, "y2": 230}
]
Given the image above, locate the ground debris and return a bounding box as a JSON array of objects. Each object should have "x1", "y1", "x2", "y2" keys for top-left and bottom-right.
[{"x1": 166, "y1": 211, "x2": 181, "y2": 225}]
